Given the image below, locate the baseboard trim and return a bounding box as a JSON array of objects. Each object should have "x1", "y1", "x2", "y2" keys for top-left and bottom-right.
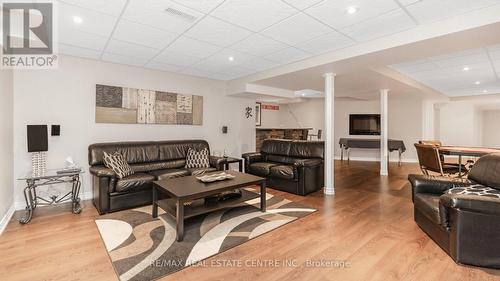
[
  {"x1": 14, "y1": 191, "x2": 93, "y2": 211},
  {"x1": 0, "y1": 203, "x2": 15, "y2": 235},
  {"x1": 334, "y1": 155, "x2": 418, "y2": 163}
]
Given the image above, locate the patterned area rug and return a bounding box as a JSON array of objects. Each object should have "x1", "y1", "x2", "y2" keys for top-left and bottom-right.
[{"x1": 95, "y1": 189, "x2": 316, "y2": 281}]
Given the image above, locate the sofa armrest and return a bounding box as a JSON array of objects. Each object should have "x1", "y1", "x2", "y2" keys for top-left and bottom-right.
[
  {"x1": 440, "y1": 194, "x2": 500, "y2": 216},
  {"x1": 293, "y1": 158, "x2": 323, "y2": 168},
  {"x1": 209, "y1": 156, "x2": 225, "y2": 170},
  {"x1": 89, "y1": 166, "x2": 116, "y2": 178},
  {"x1": 408, "y1": 174, "x2": 470, "y2": 201},
  {"x1": 242, "y1": 152, "x2": 263, "y2": 163}
]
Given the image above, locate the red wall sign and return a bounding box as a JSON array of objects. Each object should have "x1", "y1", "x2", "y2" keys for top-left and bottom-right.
[{"x1": 262, "y1": 104, "x2": 280, "y2": 110}]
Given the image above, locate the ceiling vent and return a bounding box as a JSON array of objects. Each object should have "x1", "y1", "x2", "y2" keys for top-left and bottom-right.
[{"x1": 164, "y1": 7, "x2": 198, "y2": 23}]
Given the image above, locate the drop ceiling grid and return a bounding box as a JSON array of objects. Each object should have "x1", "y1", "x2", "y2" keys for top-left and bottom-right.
[
  {"x1": 391, "y1": 45, "x2": 500, "y2": 97},
  {"x1": 55, "y1": 0, "x2": 500, "y2": 80}
]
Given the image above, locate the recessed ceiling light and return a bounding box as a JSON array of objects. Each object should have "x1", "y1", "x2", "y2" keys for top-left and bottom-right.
[
  {"x1": 475, "y1": 81, "x2": 481, "y2": 85},
  {"x1": 462, "y1": 66, "x2": 470, "y2": 71},
  {"x1": 346, "y1": 6, "x2": 359, "y2": 15},
  {"x1": 73, "y1": 16, "x2": 82, "y2": 24},
  {"x1": 228, "y1": 56, "x2": 234, "y2": 62},
  {"x1": 483, "y1": 90, "x2": 488, "y2": 93}
]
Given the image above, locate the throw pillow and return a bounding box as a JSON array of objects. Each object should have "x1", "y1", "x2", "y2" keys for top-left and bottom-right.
[
  {"x1": 103, "y1": 151, "x2": 134, "y2": 179},
  {"x1": 447, "y1": 184, "x2": 500, "y2": 199},
  {"x1": 185, "y1": 148, "x2": 210, "y2": 168}
]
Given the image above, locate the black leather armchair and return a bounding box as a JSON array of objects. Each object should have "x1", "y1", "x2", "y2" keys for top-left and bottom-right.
[
  {"x1": 243, "y1": 139, "x2": 324, "y2": 195},
  {"x1": 408, "y1": 153, "x2": 500, "y2": 269}
]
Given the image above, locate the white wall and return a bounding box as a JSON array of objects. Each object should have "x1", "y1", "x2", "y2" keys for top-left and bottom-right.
[
  {"x1": 260, "y1": 96, "x2": 422, "y2": 162},
  {"x1": 0, "y1": 69, "x2": 14, "y2": 230},
  {"x1": 482, "y1": 110, "x2": 500, "y2": 148},
  {"x1": 13, "y1": 56, "x2": 255, "y2": 206},
  {"x1": 438, "y1": 102, "x2": 483, "y2": 146},
  {"x1": 334, "y1": 98, "x2": 422, "y2": 162}
]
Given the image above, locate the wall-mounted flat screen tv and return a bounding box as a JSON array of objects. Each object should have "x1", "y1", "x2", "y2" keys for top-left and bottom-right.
[{"x1": 349, "y1": 114, "x2": 381, "y2": 135}]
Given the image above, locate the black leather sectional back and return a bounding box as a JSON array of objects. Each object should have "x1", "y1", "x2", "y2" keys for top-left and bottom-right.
[
  {"x1": 88, "y1": 140, "x2": 225, "y2": 214},
  {"x1": 243, "y1": 139, "x2": 324, "y2": 195}
]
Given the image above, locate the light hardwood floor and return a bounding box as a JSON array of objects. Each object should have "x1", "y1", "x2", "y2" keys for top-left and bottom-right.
[{"x1": 1, "y1": 161, "x2": 499, "y2": 281}]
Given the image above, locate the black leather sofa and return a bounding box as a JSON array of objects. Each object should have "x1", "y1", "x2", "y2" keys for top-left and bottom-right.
[
  {"x1": 242, "y1": 139, "x2": 324, "y2": 195},
  {"x1": 408, "y1": 153, "x2": 500, "y2": 268},
  {"x1": 89, "y1": 140, "x2": 225, "y2": 214}
]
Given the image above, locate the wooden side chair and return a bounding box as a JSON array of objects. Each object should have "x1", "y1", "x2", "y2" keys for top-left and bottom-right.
[{"x1": 308, "y1": 129, "x2": 322, "y2": 140}]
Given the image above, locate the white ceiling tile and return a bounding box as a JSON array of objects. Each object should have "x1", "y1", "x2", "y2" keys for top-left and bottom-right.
[
  {"x1": 211, "y1": 0, "x2": 297, "y2": 32},
  {"x1": 264, "y1": 47, "x2": 311, "y2": 64},
  {"x1": 182, "y1": 68, "x2": 228, "y2": 80},
  {"x1": 306, "y1": 0, "x2": 399, "y2": 29},
  {"x1": 431, "y1": 51, "x2": 490, "y2": 68},
  {"x1": 112, "y1": 20, "x2": 178, "y2": 49},
  {"x1": 184, "y1": 16, "x2": 253, "y2": 47},
  {"x1": 405, "y1": 0, "x2": 500, "y2": 24},
  {"x1": 230, "y1": 34, "x2": 289, "y2": 56},
  {"x1": 486, "y1": 44, "x2": 500, "y2": 52},
  {"x1": 262, "y1": 13, "x2": 332, "y2": 45},
  {"x1": 295, "y1": 31, "x2": 355, "y2": 54},
  {"x1": 102, "y1": 53, "x2": 149, "y2": 66},
  {"x1": 488, "y1": 49, "x2": 500, "y2": 61},
  {"x1": 391, "y1": 60, "x2": 438, "y2": 73},
  {"x1": 397, "y1": 0, "x2": 421, "y2": 5},
  {"x1": 58, "y1": 28, "x2": 109, "y2": 51},
  {"x1": 238, "y1": 56, "x2": 278, "y2": 71},
  {"x1": 171, "y1": 0, "x2": 225, "y2": 13},
  {"x1": 145, "y1": 61, "x2": 181, "y2": 73},
  {"x1": 165, "y1": 36, "x2": 222, "y2": 58},
  {"x1": 58, "y1": 0, "x2": 127, "y2": 16},
  {"x1": 217, "y1": 65, "x2": 256, "y2": 79},
  {"x1": 123, "y1": 0, "x2": 203, "y2": 34},
  {"x1": 340, "y1": 9, "x2": 415, "y2": 42},
  {"x1": 58, "y1": 1, "x2": 118, "y2": 37},
  {"x1": 283, "y1": 0, "x2": 324, "y2": 10},
  {"x1": 155, "y1": 50, "x2": 201, "y2": 67},
  {"x1": 59, "y1": 43, "x2": 102, "y2": 59},
  {"x1": 105, "y1": 39, "x2": 160, "y2": 59},
  {"x1": 190, "y1": 49, "x2": 253, "y2": 73}
]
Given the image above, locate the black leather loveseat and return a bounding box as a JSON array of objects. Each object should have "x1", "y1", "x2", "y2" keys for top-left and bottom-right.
[
  {"x1": 408, "y1": 153, "x2": 500, "y2": 268},
  {"x1": 89, "y1": 140, "x2": 225, "y2": 214},
  {"x1": 242, "y1": 139, "x2": 324, "y2": 195}
]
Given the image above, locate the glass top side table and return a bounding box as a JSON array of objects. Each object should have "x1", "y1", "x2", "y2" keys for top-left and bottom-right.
[{"x1": 17, "y1": 168, "x2": 84, "y2": 224}]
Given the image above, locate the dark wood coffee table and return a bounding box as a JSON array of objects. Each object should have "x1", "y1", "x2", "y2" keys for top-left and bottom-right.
[{"x1": 152, "y1": 170, "x2": 266, "y2": 241}]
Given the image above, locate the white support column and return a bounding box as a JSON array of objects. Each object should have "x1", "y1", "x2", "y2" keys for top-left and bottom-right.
[
  {"x1": 380, "y1": 89, "x2": 389, "y2": 176},
  {"x1": 422, "y1": 100, "x2": 435, "y2": 140},
  {"x1": 324, "y1": 73, "x2": 336, "y2": 195}
]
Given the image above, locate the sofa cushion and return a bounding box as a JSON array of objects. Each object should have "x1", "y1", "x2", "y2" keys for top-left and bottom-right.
[
  {"x1": 468, "y1": 153, "x2": 500, "y2": 190},
  {"x1": 187, "y1": 167, "x2": 217, "y2": 176},
  {"x1": 185, "y1": 148, "x2": 210, "y2": 168},
  {"x1": 158, "y1": 140, "x2": 209, "y2": 161},
  {"x1": 289, "y1": 141, "x2": 324, "y2": 159},
  {"x1": 414, "y1": 193, "x2": 441, "y2": 224},
  {"x1": 270, "y1": 165, "x2": 296, "y2": 180},
  {"x1": 130, "y1": 160, "x2": 186, "y2": 173},
  {"x1": 149, "y1": 169, "x2": 189, "y2": 181},
  {"x1": 115, "y1": 173, "x2": 155, "y2": 192},
  {"x1": 103, "y1": 152, "x2": 134, "y2": 179},
  {"x1": 249, "y1": 162, "x2": 280, "y2": 176},
  {"x1": 447, "y1": 184, "x2": 500, "y2": 199}
]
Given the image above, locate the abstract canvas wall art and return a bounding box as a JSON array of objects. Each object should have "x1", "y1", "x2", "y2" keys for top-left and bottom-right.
[{"x1": 95, "y1": 84, "x2": 203, "y2": 125}]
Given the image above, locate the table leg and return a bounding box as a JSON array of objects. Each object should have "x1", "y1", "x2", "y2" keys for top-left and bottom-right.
[
  {"x1": 458, "y1": 155, "x2": 463, "y2": 177},
  {"x1": 347, "y1": 148, "x2": 350, "y2": 164},
  {"x1": 152, "y1": 186, "x2": 158, "y2": 218},
  {"x1": 239, "y1": 160, "x2": 243, "y2": 172},
  {"x1": 176, "y1": 200, "x2": 184, "y2": 242},
  {"x1": 399, "y1": 150, "x2": 402, "y2": 167},
  {"x1": 341, "y1": 145, "x2": 344, "y2": 161},
  {"x1": 71, "y1": 175, "x2": 82, "y2": 214},
  {"x1": 19, "y1": 181, "x2": 35, "y2": 224},
  {"x1": 224, "y1": 163, "x2": 229, "y2": 171},
  {"x1": 260, "y1": 181, "x2": 266, "y2": 212}
]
